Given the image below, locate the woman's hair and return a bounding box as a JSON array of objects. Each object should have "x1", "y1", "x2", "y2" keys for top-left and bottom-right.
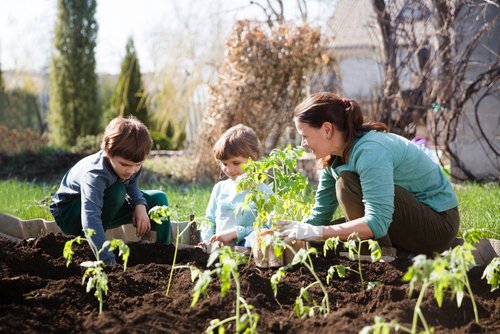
[
  {"x1": 213, "y1": 124, "x2": 261, "y2": 161},
  {"x1": 101, "y1": 116, "x2": 153, "y2": 162},
  {"x1": 294, "y1": 92, "x2": 387, "y2": 167}
]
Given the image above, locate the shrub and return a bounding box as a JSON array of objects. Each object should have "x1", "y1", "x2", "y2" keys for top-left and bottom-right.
[
  {"x1": 71, "y1": 134, "x2": 102, "y2": 153},
  {"x1": 150, "y1": 130, "x2": 173, "y2": 150},
  {"x1": 0, "y1": 125, "x2": 48, "y2": 155},
  {"x1": 193, "y1": 20, "x2": 328, "y2": 181}
]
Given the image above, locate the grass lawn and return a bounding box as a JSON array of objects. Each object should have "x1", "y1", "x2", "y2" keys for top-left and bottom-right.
[{"x1": 0, "y1": 179, "x2": 498, "y2": 238}]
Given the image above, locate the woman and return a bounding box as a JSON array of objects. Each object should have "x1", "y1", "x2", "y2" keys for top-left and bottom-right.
[{"x1": 277, "y1": 92, "x2": 459, "y2": 255}]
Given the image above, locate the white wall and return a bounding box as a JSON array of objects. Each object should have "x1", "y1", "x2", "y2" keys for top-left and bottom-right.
[{"x1": 338, "y1": 55, "x2": 382, "y2": 100}]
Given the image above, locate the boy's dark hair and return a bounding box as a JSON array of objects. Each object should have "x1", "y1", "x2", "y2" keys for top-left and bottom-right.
[
  {"x1": 101, "y1": 116, "x2": 153, "y2": 162},
  {"x1": 213, "y1": 124, "x2": 260, "y2": 161}
]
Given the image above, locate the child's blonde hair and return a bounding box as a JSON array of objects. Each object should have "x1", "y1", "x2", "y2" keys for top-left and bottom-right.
[
  {"x1": 101, "y1": 116, "x2": 153, "y2": 162},
  {"x1": 213, "y1": 124, "x2": 260, "y2": 161}
]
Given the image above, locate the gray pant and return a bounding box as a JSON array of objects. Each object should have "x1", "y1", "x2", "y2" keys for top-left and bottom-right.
[{"x1": 333, "y1": 172, "x2": 459, "y2": 255}]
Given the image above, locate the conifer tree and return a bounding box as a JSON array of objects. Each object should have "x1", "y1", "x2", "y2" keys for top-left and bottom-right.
[
  {"x1": 48, "y1": 0, "x2": 100, "y2": 146},
  {"x1": 108, "y1": 37, "x2": 149, "y2": 125}
]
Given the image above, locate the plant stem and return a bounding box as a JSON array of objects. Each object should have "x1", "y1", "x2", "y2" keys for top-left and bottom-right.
[
  {"x1": 357, "y1": 242, "x2": 365, "y2": 290},
  {"x1": 206, "y1": 316, "x2": 237, "y2": 332},
  {"x1": 462, "y1": 261, "x2": 479, "y2": 323},
  {"x1": 412, "y1": 282, "x2": 431, "y2": 334},
  {"x1": 166, "y1": 219, "x2": 195, "y2": 296},
  {"x1": 239, "y1": 296, "x2": 257, "y2": 330},
  {"x1": 280, "y1": 242, "x2": 331, "y2": 315},
  {"x1": 305, "y1": 255, "x2": 330, "y2": 314},
  {"x1": 233, "y1": 271, "x2": 241, "y2": 332}
]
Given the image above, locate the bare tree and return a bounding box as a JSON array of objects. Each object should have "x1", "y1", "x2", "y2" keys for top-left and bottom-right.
[{"x1": 373, "y1": 0, "x2": 499, "y2": 181}]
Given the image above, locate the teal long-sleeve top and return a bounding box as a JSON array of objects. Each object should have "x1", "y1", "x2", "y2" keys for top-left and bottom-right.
[
  {"x1": 303, "y1": 131, "x2": 458, "y2": 239},
  {"x1": 202, "y1": 178, "x2": 273, "y2": 245}
]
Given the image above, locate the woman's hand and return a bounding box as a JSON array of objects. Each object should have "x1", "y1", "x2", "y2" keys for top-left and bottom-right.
[
  {"x1": 133, "y1": 204, "x2": 151, "y2": 237},
  {"x1": 275, "y1": 221, "x2": 324, "y2": 242}
]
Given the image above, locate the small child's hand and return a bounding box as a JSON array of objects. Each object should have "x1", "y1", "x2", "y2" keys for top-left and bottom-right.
[
  {"x1": 133, "y1": 204, "x2": 151, "y2": 237},
  {"x1": 211, "y1": 240, "x2": 223, "y2": 250},
  {"x1": 197, "y1": 242, "x2": 209, "y2": 253},
  {"x1": 209, "y1": 228, "x2": 237, "y2": 246}
]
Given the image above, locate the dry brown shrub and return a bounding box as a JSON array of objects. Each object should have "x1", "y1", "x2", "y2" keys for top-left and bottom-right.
[
  {"x1": 192, "y1": 20, "x2": 326, "y2": 182},
  {"x1": 0, "y1": 125, "x2": 48, "y2": 155}
]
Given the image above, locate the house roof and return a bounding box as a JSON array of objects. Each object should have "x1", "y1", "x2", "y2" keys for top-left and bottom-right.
[
  {"x1": 328, "y1": 0, "x2": 382, "y2": 51},
  {"x1": 328, "y1": 0, "x2": 436, "y2": 52}
]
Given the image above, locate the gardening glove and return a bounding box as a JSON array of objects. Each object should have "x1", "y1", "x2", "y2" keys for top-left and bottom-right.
[
  {"x1": 275, "y1": 221, "x2": 324, "y2": 242},
  {"x1": 273, "y1": 220, "x2": 299, "y2": 229}
]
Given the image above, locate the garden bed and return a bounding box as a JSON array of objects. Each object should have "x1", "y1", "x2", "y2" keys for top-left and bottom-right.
[{"x1": 0, "y1": 233, "x2": 498, "y2": 333}]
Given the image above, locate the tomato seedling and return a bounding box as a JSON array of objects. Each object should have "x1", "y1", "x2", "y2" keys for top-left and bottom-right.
[
  {"x1": 270, "y1": 236, "x2": 330, "y2": 318},
  {"x1": 148, "y1": 205, "x2": 198, "y2": 296},
  {"x1": 63, "y1": 228, "x2": 130, "y2": 314},
  {"x1": 403, "y1": 242, "x2": 479, "y2": 334},
  {"x1": 191, "y1": 246, "x2": 259, "y2": 333},
  {"x1": 324, "y1": 233, "x2": 382, "y2": 290}
]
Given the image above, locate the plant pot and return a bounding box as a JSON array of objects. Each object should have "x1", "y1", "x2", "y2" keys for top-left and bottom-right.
[
  {"x1": 252, "y1": 230, "x2": 307, "y2": 268},
  {"x1": 283, "y1": 239, "x2": 307, "y2": 264},
  {"x1": 252, "y1": 238, "x2": 283, "y2": 268}
]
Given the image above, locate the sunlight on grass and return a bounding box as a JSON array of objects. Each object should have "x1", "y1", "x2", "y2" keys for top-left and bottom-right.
[
  {"x1": 454, "y1": 182, "x2": 500, "y2": 238},
  {"x1": 1, "y1": 179, "x2": 498, "y2": 239},
  {"x1": 142, "y1": 182, "x2": 213, "y2": 220},
  {"x1": 0, "y1": 180, "x2": 56, "y2": 220},
  {"x1": 0, "y1": 179, "x2": 214, "y2": 222}
]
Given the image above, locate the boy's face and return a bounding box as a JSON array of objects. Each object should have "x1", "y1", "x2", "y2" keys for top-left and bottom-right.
[
  {"x1": 106, "y1": 155, "x2": 143, "y2": 180},
  {"x1": 220, "y1": 156, "x2": 248, "y2": 181}
]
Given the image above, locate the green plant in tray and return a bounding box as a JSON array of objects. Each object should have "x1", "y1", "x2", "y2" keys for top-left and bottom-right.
[{"x1": 237, "y1": 145, "x2": 312, "y2": 230}]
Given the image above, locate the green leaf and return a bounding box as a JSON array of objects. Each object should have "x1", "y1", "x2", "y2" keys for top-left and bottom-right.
[
  {"x1": 191, "y1": 270, "x2": 212, "y2": 307},
  {"x1": 463, "y1": 228, "x2": 488, "y2": 244},
  {"x1": 270, "y1": 267, "x2": 286, "y2": 297},
  {"x1": 323, "y1": 237, "x2": 341, "y2": 256},
  {"x1": 368, "y1": 240, "x2": 382, "y2": 262},
  {"x1": 292, "y1": 248, "x2": 308, "y2": 266},
  {"x1": 148, "y1": 205, "x2": 171, "y2": 224},
  {"x1": 482, "y1": 257, "x2": 500, "y2": 291},
  {"x1": 190, "y1": 267, "x2": 202, "y2": 282}
]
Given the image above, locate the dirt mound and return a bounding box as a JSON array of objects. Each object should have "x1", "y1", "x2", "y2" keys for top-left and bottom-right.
[{"x1": 0, "y1": 233, "x2": 498, "y2": 333}]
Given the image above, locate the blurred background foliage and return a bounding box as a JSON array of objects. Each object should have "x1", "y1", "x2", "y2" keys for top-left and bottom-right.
[
  {"x1": 0, "y1": 0, "x2": 497, "y2": 183},
  {"x1": 0, "y1": 0, "x2": 332, "y2": 178}
]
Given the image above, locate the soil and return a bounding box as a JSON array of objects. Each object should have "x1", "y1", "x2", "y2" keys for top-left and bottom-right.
[{"x1": 0, "y1": 233, "x2": 498, "y2": 334}]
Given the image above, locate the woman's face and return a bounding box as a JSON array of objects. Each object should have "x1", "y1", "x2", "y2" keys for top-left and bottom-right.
[
  {"x1": 295, "y1": 119, "x2": 342, "y2": 159},
  {"x1": 220, "y1": 156, "x2": 249, "y2": 181}
]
